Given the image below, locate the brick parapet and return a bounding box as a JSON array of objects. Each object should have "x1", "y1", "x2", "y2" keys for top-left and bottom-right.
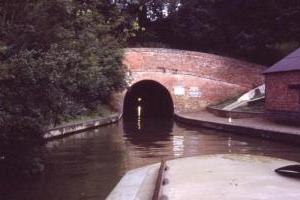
[
  {"x1": 121, "y1": 48, "x2": 266, "y2": 113},
  {"x1": 124, "y1": 48, "x2": 266, "y2": 88}
]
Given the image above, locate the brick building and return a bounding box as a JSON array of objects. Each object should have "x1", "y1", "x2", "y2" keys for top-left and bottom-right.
[{"x1": 264, "y1": 48, "x2": 300, "y2": 125}]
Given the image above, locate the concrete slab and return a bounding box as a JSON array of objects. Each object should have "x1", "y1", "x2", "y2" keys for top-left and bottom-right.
[
  {"x1": 106, "y1": 154, "x2": 300, "y2": 200},
  {"x1": 106, "y1": 163, "x2": 159, "y2": 200},
  {"x1": 164, "y1": 154, "x2": 300, "y2": 200},
  {"x1": 44, "y1": 114, "x2": 120, "y2": 140}
]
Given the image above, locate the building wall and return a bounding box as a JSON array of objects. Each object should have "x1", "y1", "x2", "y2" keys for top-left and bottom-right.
[{"x1": 265, "y1": 71, "x2": 300, "y2": 112}]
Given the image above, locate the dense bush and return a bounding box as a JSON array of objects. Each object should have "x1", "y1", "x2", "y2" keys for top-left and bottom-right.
[
  {"x1": 0, "y1": 0, "x2": 134, "y2": 142},
  {"x1": 0, "y1": 0, "x2": 137, "y2": 175}
]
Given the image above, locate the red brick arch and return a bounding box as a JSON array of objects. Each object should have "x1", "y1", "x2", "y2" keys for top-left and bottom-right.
[{"x1": 116, "y1": 48, "x2": 266, "y2": 113}]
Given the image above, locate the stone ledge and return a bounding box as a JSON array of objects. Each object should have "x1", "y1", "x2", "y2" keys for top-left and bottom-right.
[
  {"x1": 44, "y1": 113, "x2": 121, "y2": 141},
  {"x1": 174, "y1": 112, "x2": 300, "y2": 145},
  {"x1": 207, "y1": 106, "x2": 264, "y2": 119}
]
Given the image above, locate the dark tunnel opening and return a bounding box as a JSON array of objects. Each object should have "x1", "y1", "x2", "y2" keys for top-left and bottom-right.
[{"x1": 123, "y1": 80, "x2": 174, "y2": 120}]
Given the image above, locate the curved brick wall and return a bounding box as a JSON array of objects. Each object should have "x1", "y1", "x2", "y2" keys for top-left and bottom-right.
[{"x1": 119, "y1": 48, "x2": 266, "y2": 113}]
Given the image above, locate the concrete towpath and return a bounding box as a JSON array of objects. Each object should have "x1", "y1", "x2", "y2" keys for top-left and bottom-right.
[{"x1": 175, "y1": 111, "x2": 300, "y2": 145}]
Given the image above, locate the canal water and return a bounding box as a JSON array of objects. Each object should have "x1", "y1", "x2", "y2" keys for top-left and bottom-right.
[{"x1": 1, "y1": 118, "x2": 300, "y2": 200}]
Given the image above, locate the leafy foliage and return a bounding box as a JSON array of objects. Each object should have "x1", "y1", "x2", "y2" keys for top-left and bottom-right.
[
  {"x1": 0, "y1": 0, "x2": 132, "y2": 142},
  {"x1": 125, "y1": 0, "x2": 300, "y2": 64}
]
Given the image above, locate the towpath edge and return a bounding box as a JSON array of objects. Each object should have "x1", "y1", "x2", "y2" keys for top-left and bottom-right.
[
  {"x1": 44, "y1": 113, "x2": 121, "y2": 141},
  {"x1": 175, "y1": 111, "x2": 300, "y2": 145}
]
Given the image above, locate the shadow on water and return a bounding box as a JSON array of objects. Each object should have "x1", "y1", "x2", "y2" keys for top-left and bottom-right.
[{"x1": 0, "y1": 141, "x2": 45, "y2": 178}]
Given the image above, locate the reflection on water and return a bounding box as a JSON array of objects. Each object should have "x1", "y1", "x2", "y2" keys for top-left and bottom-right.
[
  {"x1": 172, "y1": 135, "x2": 185, "y2": 157},
  {"x1": 123, "y1": 117, "x2": 173, "y2": 142},
  {"x1": 1, "y1": 118, "x2": 300, "y2": 200}
]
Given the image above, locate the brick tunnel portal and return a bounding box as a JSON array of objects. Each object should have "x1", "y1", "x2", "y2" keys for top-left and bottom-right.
[{"x1": 123, "y1": 80, "x2": 174, "y2": 119}]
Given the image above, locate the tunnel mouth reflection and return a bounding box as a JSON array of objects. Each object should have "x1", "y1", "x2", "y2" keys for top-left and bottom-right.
[
  {"x1": 122, "y1": 117, "x2": 174, "y2": 144},
  {"x1": 123, "y1": 80, "x2": 174, "y2": 120}
]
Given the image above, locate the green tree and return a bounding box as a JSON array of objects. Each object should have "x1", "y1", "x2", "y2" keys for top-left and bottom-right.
[
  {"x1": 114, "y1": 0, "x2": 180, "y2": 46},
  {"x1": 0, "y1": 0, "x2": 135, "y2": 175},
  {"x1": 127, "y1": 0, "x2": 300, "y2": 64}
]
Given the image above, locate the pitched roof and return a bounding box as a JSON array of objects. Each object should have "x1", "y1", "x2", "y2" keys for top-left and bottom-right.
[{"x1": 263, "y1": 47, "x2": 300, "y2": 74}]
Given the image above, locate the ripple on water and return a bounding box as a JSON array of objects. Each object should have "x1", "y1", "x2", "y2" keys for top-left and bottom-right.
[{"x1": 1, "y1": 118, "x2": 300, "y2": 200}]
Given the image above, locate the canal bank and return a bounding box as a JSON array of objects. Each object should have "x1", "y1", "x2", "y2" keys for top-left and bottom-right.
[
  {"x1": 44, "y1": 113, "x2": 121, "y2": 140},
  {"x1": 175, "y1": 111, "x2": 300, "y2": 145}
]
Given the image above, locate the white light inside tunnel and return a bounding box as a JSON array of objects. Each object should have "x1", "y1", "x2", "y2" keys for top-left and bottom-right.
[
  {"x1": 138, "y1": 97, "x2": 142, "y2": 102},
  {"x1": 137, "y1": 106, "x2": 142, "y2": 117}
]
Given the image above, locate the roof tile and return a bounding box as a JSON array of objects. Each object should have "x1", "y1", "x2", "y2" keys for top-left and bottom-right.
[{"x1": 264, "y1": 47, "x2": 300, "y2": 74}]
